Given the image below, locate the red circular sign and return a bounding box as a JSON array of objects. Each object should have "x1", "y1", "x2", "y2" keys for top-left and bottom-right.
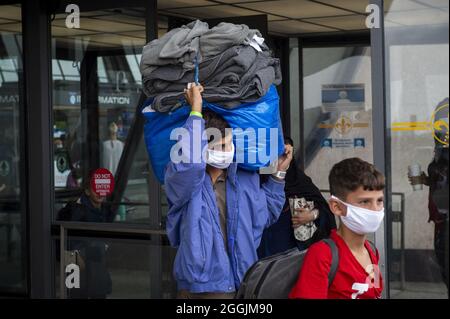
[{"x1": 90, "y1": 168, "x2": 115, "y2": 197}]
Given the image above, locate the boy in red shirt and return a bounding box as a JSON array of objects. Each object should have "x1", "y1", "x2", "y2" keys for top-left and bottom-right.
[{"x1": 289, "y1": 158, "x2": 385, "y2": 299}]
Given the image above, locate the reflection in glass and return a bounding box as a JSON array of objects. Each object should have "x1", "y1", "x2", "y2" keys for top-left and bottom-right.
[
  {"x1": 51, "y1": 8, "x2": 153, "y2": 224},
  {"x1": 385, "y1": 0, "x2": 449, "y2": 299},
  {"x1": 303, "y1": 46, "x2": 373, "y2": 191},
  {"x1": 0, "y1": 4, "x2": 25, "y2": 293},
  {"x1": 56, "y1": 236, "x2": 177, "y2": 299}
]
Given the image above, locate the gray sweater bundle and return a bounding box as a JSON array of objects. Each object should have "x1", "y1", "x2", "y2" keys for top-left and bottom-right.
[{"x1": 140, "y1": 20, "x2": 282, "y2": 112}]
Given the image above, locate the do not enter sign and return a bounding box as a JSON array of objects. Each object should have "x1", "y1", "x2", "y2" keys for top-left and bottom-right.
[{"x1": 90, "y1": 168, "x2": 115, "y2": 197}]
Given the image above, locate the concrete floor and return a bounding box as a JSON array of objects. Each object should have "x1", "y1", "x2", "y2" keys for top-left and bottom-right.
[{"x1": 390, "y1": 281, "x2": 448, "y2": 299}]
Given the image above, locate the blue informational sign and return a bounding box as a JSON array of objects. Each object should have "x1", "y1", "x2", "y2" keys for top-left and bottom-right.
[
  {"x1": 322, "y1": 84, "x2": 365, "y2": 112},
  {"x1": 354, "y1": 138, "x2": 366, "y2": 148},
  {"x1": 321, "y1": 138, "x2": 333, "y2": 148}
]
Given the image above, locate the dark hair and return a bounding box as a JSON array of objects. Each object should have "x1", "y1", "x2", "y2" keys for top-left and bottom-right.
[
  {"x1": 203, "y1": 109, "x2": 231, "y2": 143},
  {"x1": 284, "y1": 136, "x2": 294, "y2": 147},
  {"x1": 329, "y1": 158, "x2": 385, "y2": 199}
]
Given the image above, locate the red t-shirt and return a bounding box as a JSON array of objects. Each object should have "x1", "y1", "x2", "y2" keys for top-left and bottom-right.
[{"x1": 289, "y1": 230, "x2": 383, "y2": 299}]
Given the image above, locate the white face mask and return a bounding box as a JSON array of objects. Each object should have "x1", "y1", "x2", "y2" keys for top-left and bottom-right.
[
  {"x1": 206, "y1": 143, "x2": 234, "y2": 169},
  {"x1": 331, "y1": 195, "x2": 385, "y2": 235}
]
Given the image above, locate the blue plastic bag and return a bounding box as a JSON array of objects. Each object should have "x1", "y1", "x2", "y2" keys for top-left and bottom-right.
[{"x1": 143, "y1": 85, "x2": 284, "y2": 184}]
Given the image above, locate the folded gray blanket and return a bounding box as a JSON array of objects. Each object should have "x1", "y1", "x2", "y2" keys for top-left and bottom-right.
[{"x1": 140, "y1": 20, "x2": 281, "y2": 112}]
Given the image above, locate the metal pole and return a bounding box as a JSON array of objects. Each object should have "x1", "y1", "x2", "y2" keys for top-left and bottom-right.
[
  {"x1": 23, "y1": 0, "x2": 53, "y2": 298},
  {"x1": 370, "y1": 0, "x2": 390, "y2": 299},
  {"x1": 59, "y1": 225, "x2": 66, "y2": 299},
  {"x1": 400, "y1": 194, "x2": 406, "y2": 291}
]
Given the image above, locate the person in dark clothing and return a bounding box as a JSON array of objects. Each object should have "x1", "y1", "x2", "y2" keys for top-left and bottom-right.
[
  {"x1": 409, "y1": 143, "x2": 449, "y2": 292},
  {"x1": 408, "y1": 97, "x2": 448, "y2": 294},
  {"x1": 57, "y1": 170, "x2": 115, "y2": 299},
  {"x1": 258, "y1": 137, "x2": 337, "y2": 258}
]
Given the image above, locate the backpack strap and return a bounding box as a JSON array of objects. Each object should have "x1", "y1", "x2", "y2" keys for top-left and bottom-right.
[
  {"x1": 322, "y1": 238, "x2": 339, "y2": 288},
  {"x1": 366, "y1": 240, "x2": 379, "y2": 259}
]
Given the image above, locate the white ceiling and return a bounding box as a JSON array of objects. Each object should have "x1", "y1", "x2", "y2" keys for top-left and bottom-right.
[
  {"x1": 157, "y1": 0, "x2": 449, "y2": 36},
  {"x1": 0, "y1": 0, "x2": 448, "y2": 48}
]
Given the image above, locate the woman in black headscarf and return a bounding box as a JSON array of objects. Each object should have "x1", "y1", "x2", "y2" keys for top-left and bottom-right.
[{"x1": 257, "y1": 137, "x2": 337, "y2": 258}]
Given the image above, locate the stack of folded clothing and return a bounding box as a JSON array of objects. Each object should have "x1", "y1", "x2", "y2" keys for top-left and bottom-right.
[{"x1": 139, "y1": 20, "x2": 282, "y2": 113}]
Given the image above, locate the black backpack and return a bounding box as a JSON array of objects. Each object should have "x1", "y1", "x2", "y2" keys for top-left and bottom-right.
[
  {"x1": 236, "y1": 238, "x2": 339, "y2": 299},
  {"x1": 236, "y1": 238, "x2": 377, "y2": 299}
]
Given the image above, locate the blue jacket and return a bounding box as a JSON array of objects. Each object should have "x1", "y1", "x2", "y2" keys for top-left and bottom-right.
[{"x1": 165, "y1": 116, "x2": 286, "y2": 293}]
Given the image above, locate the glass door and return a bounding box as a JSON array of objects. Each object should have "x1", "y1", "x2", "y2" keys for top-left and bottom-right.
[
  {"x1": 302, "y1": 45, "x2": 373, "y2": 185},
  {"x1": 384, "y1": 0, "x2": 449, "y2": 299},
  {"x1": 0, "y1": 3, "x2": 26, "y2": 295},
  {"x1": 50, "y1": 2, "x2": 177, "y2": 298},
  {"x1": 300, "y1": 44, "x2": 374, "y2": 243}
]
